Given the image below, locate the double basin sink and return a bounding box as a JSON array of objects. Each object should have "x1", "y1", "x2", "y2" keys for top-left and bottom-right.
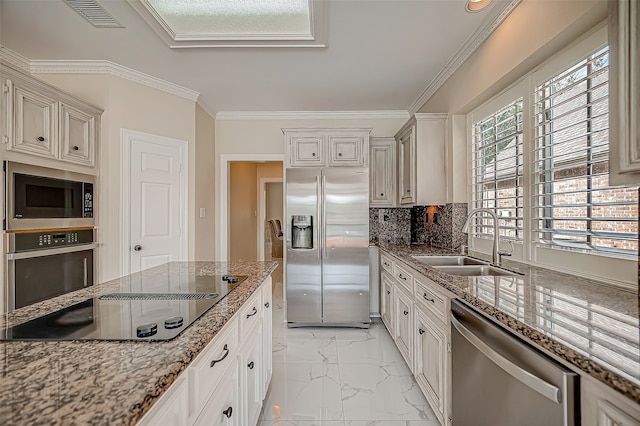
[{"x1": 411, "y1": 255, "x2": 522, "y2": 277}]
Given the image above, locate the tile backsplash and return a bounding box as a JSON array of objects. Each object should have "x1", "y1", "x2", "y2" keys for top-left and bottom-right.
[{"x1": 370, "y1": 203, "x2": 468, "y2": 251}]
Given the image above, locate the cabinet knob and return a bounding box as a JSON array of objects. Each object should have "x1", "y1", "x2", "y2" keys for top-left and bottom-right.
[
  {"x1": 265, "y1": 302, "x2": 270, "y2": 308},
  {"x1": 133, "y1": 245, "x2": 142, "y2": 251},
  {"x1": 419, "y1": 328, "x2": 425, "y2": 335},
  {"x1": 338, "y1": 152, "x2": 342, "y2": 157},
  {"x1": 37, "y1": 136, "x2": 45, "y2": 142},
  {"x1": 403, "y1": 310, "x2": 409, "y2": 316},
  {"x1": 72, "y1": 145, "x2": 79, "y2": 151},
  {"x1": 248, "y1": 361, "x2": 255, "y2": 370},
  {"x1": 380, "y1": 193, "x2": 384, "y2": 196},
  {"x1": 386, "y1": 290, "x2": 391, "y2": 295},
  {"x1": 312, "y1": 152, "x2": 316, "y2": 157},
  {"x1": 223, "y1": 407, "x2": 233, "y2": 418},
  {"x1": 406, "y1": 189, "x2": 410, "y2": 193}
]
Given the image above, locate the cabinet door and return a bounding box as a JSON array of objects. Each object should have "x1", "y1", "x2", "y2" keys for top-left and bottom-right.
[
  {"x1": 137, "y1": 377, "x2": 189, "y2": 426},
  {"x1": 397, "y1": 125, "x2": 415, "y2": 205},
  {"x1": 194, "y1": 359, "x2": 241, "y2": 426},
  {"x1": 289, "y1": 135, "x2": 324, "y2": 166},
  {"x1": 394, "y1": 286, "x2": 413, "y2": 371},
  {"x1": 60, "y1": 103, "x2": 95, "y2": 167},
  {"x1": 241, "y1": 323, "x2": 263, "y2": 426},
  {"x1": 414, "y1": 308, "x2": 448, "y2": 425},
  {"x1": 261, "y1": 278, "x2": 273, "y2": 399},
  {"x1": 381, "y1": 272, "x2": 395, "y2": 337},
  {"x1": 370, "y1": 139, "x2": 395, "y2": 206},
  {"x1": 582, "y1": 378, "x2": 640, "y2": 426},
  {"x1": 328, "y1": 135, "x2": 365, "y2": 166},
  {"x1": 8, "y1": 80, "x2": 58, "y2": 159}
]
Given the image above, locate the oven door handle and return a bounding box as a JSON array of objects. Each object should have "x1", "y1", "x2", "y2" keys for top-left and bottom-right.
[{"x1": 6, "y1": 243, "x2": 99, "y2": 260}]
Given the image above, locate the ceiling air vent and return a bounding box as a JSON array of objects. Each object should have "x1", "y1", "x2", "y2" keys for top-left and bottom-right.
[{"x1": 63, "y1": 0, "x2": 123, "y2": 28}]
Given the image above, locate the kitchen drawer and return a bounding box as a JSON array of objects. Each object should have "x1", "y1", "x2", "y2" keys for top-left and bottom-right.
[
  {"x1": 188, "y1": 316, "x2": 239, "y2": 420},
  {"x1": 393, "y1": 263, "x2": 414, "y2": 293},
  {"x1": 414, "y1": 276, "x2": 447, "y2": 324},
  {"x1": 380, "y1": 253, "x2": 394, "y2": 274},
  {"x1": 239, "y1": 289, "x2": 263, "y2": 339}
]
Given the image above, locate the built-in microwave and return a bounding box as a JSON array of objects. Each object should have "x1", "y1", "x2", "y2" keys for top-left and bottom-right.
[{"x1": 4, "y1": 162, "x2": 95, "y2": 230}]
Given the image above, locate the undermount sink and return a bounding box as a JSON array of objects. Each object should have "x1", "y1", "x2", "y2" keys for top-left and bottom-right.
[
  {"x1": 433, "y1": 265, "x2": 521, "y2": 277},
  {"x1": 411, "y1": 255, "x2": 488, "y2": 266}
]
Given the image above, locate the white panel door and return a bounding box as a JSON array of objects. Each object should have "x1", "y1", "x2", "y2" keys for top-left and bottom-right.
[{"x1": 129, "y1": 136, "x2": 184, "y2": 273}]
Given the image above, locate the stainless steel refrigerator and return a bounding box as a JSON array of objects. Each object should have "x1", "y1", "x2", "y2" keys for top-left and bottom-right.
[{"x1": 285, "y1": 167, "x2": 370, "y2": 327}]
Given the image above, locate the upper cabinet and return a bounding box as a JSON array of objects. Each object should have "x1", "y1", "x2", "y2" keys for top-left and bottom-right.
[
  {"x1": 284, "y1": 129, "x2": 370, "y2": 168},
  {"x1": 395, "y1": 113, "x2": 447, "y2": 206},
  {"x1": 1, "y1": 64, "x2": 102, "y2": 174},
  {"x1": 369, "y1": 137, "x2": 396, "y2": 207},
  {"x1": 608, "y1": 0, "x2": 640, "y2": 185}
]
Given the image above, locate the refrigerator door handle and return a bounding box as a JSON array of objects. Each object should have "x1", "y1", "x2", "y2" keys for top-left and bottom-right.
[
  {"x1": 317, "y1": 174, "x2": 322, "y2": 258},
  {"x1": 322, "y1": 174, "x2": 327, "y2": 258}
]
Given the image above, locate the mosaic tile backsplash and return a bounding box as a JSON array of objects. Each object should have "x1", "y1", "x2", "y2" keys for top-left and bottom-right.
[{"x1": 370, "y1": 203, "x2": 468, "y2": 250}]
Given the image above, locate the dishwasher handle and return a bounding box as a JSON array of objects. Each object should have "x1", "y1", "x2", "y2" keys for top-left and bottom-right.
[{"x1": 451, "y1": 314, "x2": 562, "y2": 404}]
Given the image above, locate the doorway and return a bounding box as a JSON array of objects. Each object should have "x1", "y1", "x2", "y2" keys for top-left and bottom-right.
[
  {"x1": 261, "y1": 179, "x2": 284, "y2": 261},
  {"x1": 228, "y1": 161, "x2": 283, "y2": 262}
]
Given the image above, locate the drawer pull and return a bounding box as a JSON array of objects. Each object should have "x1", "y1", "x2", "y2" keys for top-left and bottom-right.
[
  {"x1": 37, "y1": 136, "x2": 45, "y2": 142},
  {"x1": 223, "y1": 407, "x2": 233, "y2": 418},
  {"x1": 210, "y1": 344, "x2": 230, "y2": 368},
  {"x1": 398, "y1": 274, "x2": 407, "y2": 281},
  {"x1": 419, "y1": 328, "x2": 425, "y2": 335},
  {"x1": 386, "y1": 290, "x2": 391, "y2": 295},
  {"x1": 246, "y1": 306, "x2": 258, "y2": 318},
  {"x1": 403, "y1": 310, "x2": 409, "y2": 316},
  {"x1": 265, "y1": 302, "x2": 270, "y2": 308},
  {"x1": 248, "y1": 361, "x2": 255, "y2": 370},
  {"x1": 423, "y1": 293, "x2": 435, "y2": 303},
  {"x1": 384, "y1": 262, "x2": 390, "y2": 267}
]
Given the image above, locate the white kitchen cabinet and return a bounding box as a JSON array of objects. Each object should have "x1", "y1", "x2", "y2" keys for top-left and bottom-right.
[
  {"x1": 283, "y1": 129, "x2": 370, "y2": 168},
  {"x1": 328, "y1": 134, "x2": 366, "y2": 166},
  {"x1": 608, "y1": 0, "x2": 640, "y2": 185},
  {"x1": 261, "y1": 277, "x2": 273, "y2": 398},
  {"x1": 240, "y1": 321, "x2": 263, "y2": 426},
  {"x1": 1, "y1": 64, "x2": 101, "y2": 174},
  {"x1": 194, "y1": 359, "x2": 241, "y2": 426},
  {"x1": 395, "y1": 114, "x2": 447, "y2": 206},
  {"x1": 137, "y1": 377, "x2": 189, "y2": 426},
  {"x1": 137, "y1": 277, "x2": 273, "y2": 426},
  {"x1": 369, "y1": 137, "x2": 396, "y2": 206},
  {"x1": 414, "y1": 306, "x2": 449, "y2": 426},
  {"x1": 381, "y1": 271, "x2": 395, "y2": 337},
  {"x1": 582, "y1": 376, "x2": 640, "y2": 426},
  {"x1": 393, "y1": 285, "x2": 414, "y2": 371}
]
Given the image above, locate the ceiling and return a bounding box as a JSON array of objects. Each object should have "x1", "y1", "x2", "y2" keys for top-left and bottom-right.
[{"x1": 0, "y1": 0, "x2": 516, "y2": 115}]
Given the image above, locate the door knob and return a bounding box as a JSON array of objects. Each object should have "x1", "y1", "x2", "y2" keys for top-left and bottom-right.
[{"x1": 133, "y1": 245, "x2": 142, "y2": 251}]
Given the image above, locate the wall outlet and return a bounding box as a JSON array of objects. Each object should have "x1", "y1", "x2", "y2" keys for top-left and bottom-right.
[{"x1": 378, "y1": 209, "x2": 390, "y2": 223}]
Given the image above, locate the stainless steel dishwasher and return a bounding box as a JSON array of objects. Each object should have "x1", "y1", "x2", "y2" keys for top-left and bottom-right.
[{"x1": 450, "y1": 300, "x2": 578, "y2": 426}]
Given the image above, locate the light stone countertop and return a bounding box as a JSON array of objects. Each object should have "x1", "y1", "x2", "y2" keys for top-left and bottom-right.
[
  {"x1": 0, "y1": 260, "x2": 278, "y2": 426},
  {"x1": 379, "y1": 243, "x2": 640, "y2": 404}
]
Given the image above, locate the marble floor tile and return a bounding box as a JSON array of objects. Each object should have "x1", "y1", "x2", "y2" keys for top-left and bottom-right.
[
  {"x1": 345, "y1": 422, "x2": 440, "y2": 426},
  {"x1": 335, "y1": 326, "x2": 405, "y2": 364},
  {"x1": 339, "y1": 363, "x2": 434, "y2": 421},
  {"x1": 261, "y1": 363, "x2": 344, "y2": 422},
  {"x1": 259, "y1": 422, "x2": 346, "y2": 426},
  {"x1": 273, "y1": 335, "x2": 338, "y2": 364}
]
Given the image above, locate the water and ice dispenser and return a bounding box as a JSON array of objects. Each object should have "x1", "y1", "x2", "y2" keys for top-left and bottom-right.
[{"x1": 291, "y1": 215, "x2": 313, "y2": 249}]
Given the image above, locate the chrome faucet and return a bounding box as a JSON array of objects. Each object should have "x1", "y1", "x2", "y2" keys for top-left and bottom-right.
[{"x1": 462, "y1": 208, "x2": 513, "y2": 266}]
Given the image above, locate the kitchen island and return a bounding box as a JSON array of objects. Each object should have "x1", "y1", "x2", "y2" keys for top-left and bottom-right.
[
  {"x1": 379, "y1": 243, "x2": 640, "y2": 424},
  {"x1": 0, "y1": 260, "x2": 277, "y2": 425}
]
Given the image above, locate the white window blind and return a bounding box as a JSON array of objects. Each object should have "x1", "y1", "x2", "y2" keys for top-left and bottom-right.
[
  {"x1": 533, "y1": 46, "x2": 638, "y2": 257},
  {"x1": 472, "y1": 98, "x2": 524, "y2": 240}
]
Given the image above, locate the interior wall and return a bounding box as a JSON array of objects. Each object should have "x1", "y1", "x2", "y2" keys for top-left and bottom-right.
[
  {"x1": 35, "y1": 73, "x2": 198, "y2": 282},
  {"x1": 214, "y1": 117, "x2": 406, "y2": 259},
  {"x1": 195, "y1": 104, "x2": 216, "y2": 260},
  {"x1": 418, "y1": 0, "x2": 607, "y2": 115},
  {"x1": 229, "y1": 162, "x2": 259, "y2": 262}
]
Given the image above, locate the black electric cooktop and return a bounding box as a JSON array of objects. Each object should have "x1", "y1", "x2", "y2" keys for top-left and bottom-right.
[{"x1": 1, "y1": 275, "x2": 247, "y2": 341}]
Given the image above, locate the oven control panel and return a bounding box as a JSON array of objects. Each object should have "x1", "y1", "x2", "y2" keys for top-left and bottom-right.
[{"x1": 12, "y1": 229, "x2": 94, "y2": 252}]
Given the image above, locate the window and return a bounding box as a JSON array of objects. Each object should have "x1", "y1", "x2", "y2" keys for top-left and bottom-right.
[
  {"x1": 533, "y1": 47, "x2": 638, "y2": 257},
  {"x1": 471, "y1": 98, "x2": 524, "y2": 241}
]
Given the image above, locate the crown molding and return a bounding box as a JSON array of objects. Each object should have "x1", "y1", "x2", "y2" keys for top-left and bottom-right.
[
  {"x1": 215, "y1": 110, "x2": 410, "y2": 121},
  {"x1": 29, "y1": 59, "x2": 200, "y2": 101},
  {"x1": 0, "y1": 45, "x2": 31, "y2": 72},
  {"x1": 408, "y1": 0, "x2": 522, "y2": 114}
]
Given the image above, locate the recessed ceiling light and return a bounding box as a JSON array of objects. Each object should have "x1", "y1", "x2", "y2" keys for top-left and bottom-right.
[{"x1": 466, "y1": 0, "x2": 493, "y2": 12}]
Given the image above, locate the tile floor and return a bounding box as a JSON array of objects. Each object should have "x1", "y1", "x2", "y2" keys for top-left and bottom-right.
[{"x1": 258, "y1": 263, "x2": 439, "y2": 426}]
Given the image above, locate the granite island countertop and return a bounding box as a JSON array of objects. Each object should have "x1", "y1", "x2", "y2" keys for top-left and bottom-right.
[
  {"x1": 0, "y1": 260, "x2": 278, "y2": 426},
  {"x1": 379, "y1": 244, "x2": 640, "y2": 404}
]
